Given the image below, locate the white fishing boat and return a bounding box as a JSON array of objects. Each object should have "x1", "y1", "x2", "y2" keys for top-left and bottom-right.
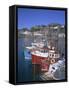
[{"x1": 31, "y1": 42, "x2": 44, "y2": 48}]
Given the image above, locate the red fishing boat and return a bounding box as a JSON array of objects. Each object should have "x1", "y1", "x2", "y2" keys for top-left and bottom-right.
[
  {"x1": 26, "y1": 43, "x2": 60, "y2": 72},
  {"x1": 31, "y1": 48, "x2": 50, "y2": 72}
]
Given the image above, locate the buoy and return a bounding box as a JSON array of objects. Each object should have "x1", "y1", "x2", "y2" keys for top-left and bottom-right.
[{"x1": 50, "y1": 59, "x2": 55, "y2": 64}]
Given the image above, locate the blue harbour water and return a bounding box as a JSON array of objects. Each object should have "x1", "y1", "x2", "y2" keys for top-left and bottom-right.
[
  {"x1": 18, "y1": 38, "x2": 41, "y2": 82},
  {"x1": 18, "y1": 38, "x2": 32, "y2": 82}
]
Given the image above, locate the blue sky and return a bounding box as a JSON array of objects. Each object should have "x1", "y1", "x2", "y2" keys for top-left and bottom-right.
[{"x1": 18, "y1": 8, "x2": 65, "y2": 30}]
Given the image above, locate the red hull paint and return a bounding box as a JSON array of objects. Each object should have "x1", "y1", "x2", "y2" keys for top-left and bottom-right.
[
  {"x1": 32, "y1": 54, "x2": 48, "y2": 64},
  {"x1": 32, "y1": 54, "x2": 50, "y2": 71}
]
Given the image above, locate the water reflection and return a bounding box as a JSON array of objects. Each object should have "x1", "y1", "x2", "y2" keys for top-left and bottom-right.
[{"x1": 18, "y1": 38, "x2": 41, "y2": 82}]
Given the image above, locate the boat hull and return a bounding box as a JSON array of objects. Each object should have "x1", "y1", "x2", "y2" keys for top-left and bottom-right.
[{"x1": 32, "y1": 54, "x2": 50, "y2": 72}]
